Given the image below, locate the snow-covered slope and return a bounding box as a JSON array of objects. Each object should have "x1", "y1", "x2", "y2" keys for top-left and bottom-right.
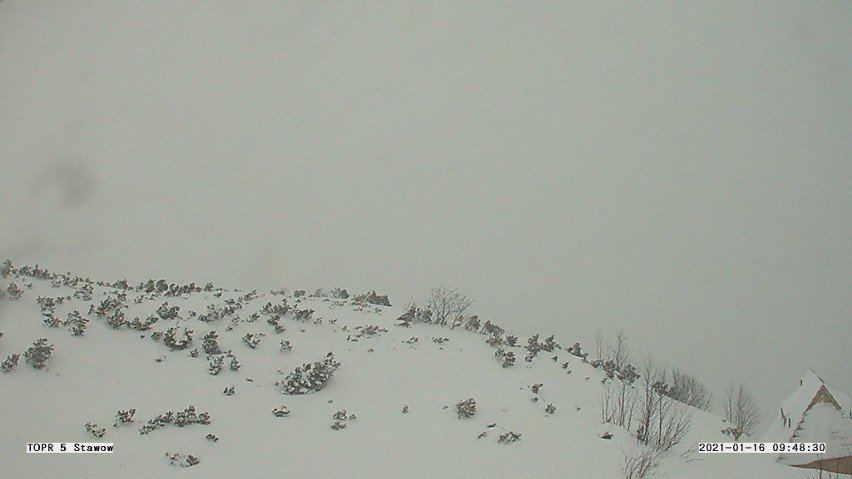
[
  {"x1": 0, "y1": 262, "x2": 810, "y2": 478},
  {"x1": 2, "y1": 0, "x2": 852, "y2": 441}
]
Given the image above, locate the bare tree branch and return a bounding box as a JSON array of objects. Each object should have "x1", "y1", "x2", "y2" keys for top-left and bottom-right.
[
  {"x1": 724, "y1": 383, "x2": 760, "y2": 438},
  {"x1": 426, "y1": 287, "x2": 473, "y2": 326}
]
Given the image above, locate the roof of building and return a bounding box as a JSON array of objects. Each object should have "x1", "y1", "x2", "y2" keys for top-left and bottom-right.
[{"x1": 763, "y1": 370, "x2": 852, "y2": 465}]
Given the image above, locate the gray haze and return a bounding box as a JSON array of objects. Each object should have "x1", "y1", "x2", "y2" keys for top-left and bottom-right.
[{"x1": 2, "y1": 1, "x2": 850, "y2": 432}]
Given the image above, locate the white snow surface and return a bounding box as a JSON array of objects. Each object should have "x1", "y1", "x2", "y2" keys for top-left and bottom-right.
[
  {"x1": 762, "y1": 370, "x2": 852, "y2": 467},
  {"x1": 776, "y1": 403, "x2": 852, "y2": 467},
  {"x1": 763, "y1": 371, "x2": 834, "y2": 442},
  {"x1": 0, "y1": 266, "x2": 812, "y2": 478},
  {"x1": 763, "y1": 370, "x2": 851, "y2": 442}
]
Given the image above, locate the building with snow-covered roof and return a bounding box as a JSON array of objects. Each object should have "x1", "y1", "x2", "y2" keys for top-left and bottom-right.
[{"x1": 762, "y1": 370, "x2": 852, "y2": 475}]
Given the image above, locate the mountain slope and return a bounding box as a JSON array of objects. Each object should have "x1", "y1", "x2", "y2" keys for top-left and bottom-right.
[{"x1": 0, "y1": 262, "x2": 809, "y2": 478}]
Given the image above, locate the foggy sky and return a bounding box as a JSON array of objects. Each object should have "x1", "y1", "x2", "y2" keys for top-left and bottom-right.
[{"x1": 1, "y1": 1, "x2": 850, "y2": 433}]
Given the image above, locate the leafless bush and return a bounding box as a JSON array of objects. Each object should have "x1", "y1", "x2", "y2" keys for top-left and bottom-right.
[
  {"x1": 666, "y1": 368, "x2": 712, "y2": 411},
  {"x1": 610, "y1": 329, "x2": 630, "y2": 373},
  {"x1": 602, "y1": 355, "x2": 691, "y2": 456},
  {"x1": 426, "y1": 287, "x2": 473, "y2": 326},
  {"x1": 656, "y1": 399, "x2": 692, "y2": 451},
  {"x1": 636, "y1": 358, "x2": 692, "y2": 452},
  {"x1": 600, "y1": 376, "x2": 637, "y2": 430},
  {"x1": 616, "y1": 374, "x2": 638, "y2": 429},
  {"x1": 622, "y1": 447, "x2": 662, "y2": 479},
  {"x1": 636, "y1": 357, "x2": 661, "y2": 445},
  {"x1": 595, "y1": 329, "x2": 604, "y2": 362},
  {"x1": 724, "y1": 383, "x2": 760, "y2": 438},
  {"x1": 601, "y1": 381, "x2": 615, "y2": 423}
]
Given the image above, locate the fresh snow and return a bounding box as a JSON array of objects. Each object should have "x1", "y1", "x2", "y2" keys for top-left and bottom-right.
[
  {"x1": 0, "y1": 265, "x2": 812, "y2": 478},
  {"x1": 776, "y1": 403, "x2": 852, "y2": 468},
  {"x1": 762, "y1": 370, "x2": 852, "y2": 470},
  {"x1": 762, "y1": 370, "x2": 851, "y2": 443}
]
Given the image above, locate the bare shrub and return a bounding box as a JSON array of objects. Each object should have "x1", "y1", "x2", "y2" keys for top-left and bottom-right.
[
  {"x1": 636, "y1": 358, "x2": 692, "y2": 452},
  {"x1": 610, "y1": 329, "x2": 630, "y2": 373},
  {"x1": 666, "y1": 368, "x2": 712, "y2": 411},
  {"x1": 622, "y1": 447, "x2": 662, "y2": 479},
  {"x1": 724, "y1": 383, "x2": 760, "y2": 438},
  {"x1": 426, "y1": 287, "x2": 473, "y2": 326}
]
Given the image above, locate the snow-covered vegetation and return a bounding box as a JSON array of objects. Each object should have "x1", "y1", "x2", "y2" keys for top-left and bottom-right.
[{"x1": 0, "y1": 261, "x2": 814, "y2": 478}]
